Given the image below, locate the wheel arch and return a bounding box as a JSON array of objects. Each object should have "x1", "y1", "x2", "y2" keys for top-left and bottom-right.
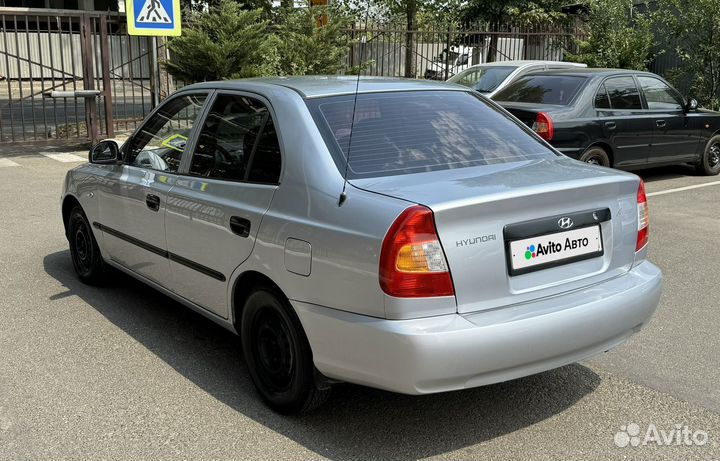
[
  {"x1": 61, "y1": 194, "x2": 82, "y2": 239},
  {"x1": 231, "y1": 270, "x2": 288, "y2": 333},
  {"x1": 583, "y1": 142, "x2": 615, "y2": 167}
]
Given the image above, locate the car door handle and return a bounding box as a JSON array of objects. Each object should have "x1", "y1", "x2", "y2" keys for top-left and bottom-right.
[
  {"x1": 656, "y1": 119, "x2": 666, "y2": 128},
  {"x1": 605, "y1": 121, "x2": 617, "y2": 130},
  {"x1": 229, "y1": 216, "x2": 251, "y2": 238},
  {"x1": 145, "y1": 194, "x2": 160, "y2": 211}
]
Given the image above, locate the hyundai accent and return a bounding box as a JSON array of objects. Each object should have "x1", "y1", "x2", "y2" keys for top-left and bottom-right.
[{"x1": 61, "y1": 77, "x2": 663, "y2": 414}]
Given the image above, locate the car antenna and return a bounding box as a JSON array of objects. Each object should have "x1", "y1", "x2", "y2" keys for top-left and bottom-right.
[{"x1": 339, "y1": 6, "x2": 370, "y2": 207}]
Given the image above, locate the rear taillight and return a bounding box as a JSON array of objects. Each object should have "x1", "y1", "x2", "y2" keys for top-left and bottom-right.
[
  {"x1": 379, "y1": 205, "x2": 455, "y2": 298},
  {"x1": 636, "y1": 180, "x2": 649, "y2": 251},
  {"x1": 532, "y1": 112, "x2": 554, "y2": 141}
]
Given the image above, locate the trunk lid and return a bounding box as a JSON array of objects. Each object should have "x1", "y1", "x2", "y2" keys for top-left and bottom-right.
[
  {"x1": 497, "y1": 102, "x2": 569, "y2": 128},
  {"x1": 351, "y1": 157, "x2": 640, "y2": 314}
]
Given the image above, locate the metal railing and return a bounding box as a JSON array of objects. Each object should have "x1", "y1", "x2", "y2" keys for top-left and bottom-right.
[
  {"x1": 0, "y1": 7, "x2": 179, "y2": 144},
  {"x1": 344, "y1": 22, "x2": 589, "y2": 80},
  {"x1": 0, "y1": 9, "x2": 590, "y2": 145}
]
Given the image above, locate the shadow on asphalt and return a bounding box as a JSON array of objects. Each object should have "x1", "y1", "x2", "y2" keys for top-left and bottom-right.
[
  {"x1": 44, "y1": 249, "x2": 601, "y2": 460},
  {"x1": 634, "y1": 164, "x2": 700, "y2": 182}
]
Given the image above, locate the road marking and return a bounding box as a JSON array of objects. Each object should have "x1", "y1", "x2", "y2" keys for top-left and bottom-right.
[
  {"x1": 40, "y1": 152, "x2": 87, "y2": 163},
  {"x1": 0, "y1": 158, "x2": 20, "y2": 167},
  {"x1": 648, "y1": 180, "x2": 720, "y2": 197}
]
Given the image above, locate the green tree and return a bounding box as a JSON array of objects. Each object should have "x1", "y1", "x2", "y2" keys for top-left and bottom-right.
[
  {"x1": 461, "y1": 0, "x2": 566, "y2": 26},
  {"x1": 274, "y1": 5, "x2": 354, "y2": 76},
  {"x1": 653, "y1": 0, "x2": 720, "y2": 110},
  {"x1": 566, "y1": 0, "x2": 654, "y2": 70},
  {"x1": 164, "y1": 0, "x2": 278, "y2": 81},
  {"x1": 461, "y1": 0, "x2": 567, "y2": 61}
]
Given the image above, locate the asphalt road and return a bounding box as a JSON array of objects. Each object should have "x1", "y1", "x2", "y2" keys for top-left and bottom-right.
[{"x1": 1, "y1": 147, "x2": 719, "y2": 460}]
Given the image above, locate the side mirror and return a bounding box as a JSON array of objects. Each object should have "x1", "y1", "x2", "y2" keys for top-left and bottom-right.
[
  {"x1": 89, "y1": 140, "x2": 120, "y2": 164},
  {"x1": 685, "y1": 98, "x2": 698, "y2": 112}
]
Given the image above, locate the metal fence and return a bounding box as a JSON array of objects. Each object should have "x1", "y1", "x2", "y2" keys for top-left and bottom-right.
[
  {"x1": 0, "y1": 7, "x2": 179, "y2": 144},
  {"x1": 0, "y1": 8, "x2": 590, "y2": 145},
  {"x1": 345, "y1": 23, "x2": 588, "y2": 80}
]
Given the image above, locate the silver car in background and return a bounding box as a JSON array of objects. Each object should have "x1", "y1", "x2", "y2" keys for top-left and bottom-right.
[
  {"x1": 449, "y1": 60, "x2": 587, "y2": 98},
  {"x1": 61, "y1": 77, "x2": 662, "y2": 414}
]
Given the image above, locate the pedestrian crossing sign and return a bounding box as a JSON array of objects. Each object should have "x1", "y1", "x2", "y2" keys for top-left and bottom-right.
[{"x1": 126, "y1": 0, "x2": 181, "y2": 36}]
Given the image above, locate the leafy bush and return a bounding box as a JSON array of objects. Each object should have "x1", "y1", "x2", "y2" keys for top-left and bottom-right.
[
  {"x1": 164, "y1": 1, "x2": 278, "y2": 81},
  {"x1": 274, "y1": 5, "x2": 353, "y2": 76},
  {"x1": 567, "y1": 0, "x2": 654, "y2": 70},
  {"x1": 653, "y1": 0, "x2": 720, "y2": 110}
]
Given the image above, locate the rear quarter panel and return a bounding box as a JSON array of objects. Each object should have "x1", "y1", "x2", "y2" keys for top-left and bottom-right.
[{"x1": 226, "y1": 89, "x2": 410, "y2": 321}]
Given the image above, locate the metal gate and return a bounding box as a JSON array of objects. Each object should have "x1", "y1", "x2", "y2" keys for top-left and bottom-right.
[{"x1": 0, "y1": 7, "x2": 179, "y2": 144}]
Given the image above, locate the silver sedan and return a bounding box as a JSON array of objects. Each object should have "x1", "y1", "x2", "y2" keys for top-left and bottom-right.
[{"x1": 61, "y1": 77, "x2": 662, "y2": 414}]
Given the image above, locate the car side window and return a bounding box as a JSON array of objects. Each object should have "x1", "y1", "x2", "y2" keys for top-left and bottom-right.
[
  {"x1": 595, "y1": 83, "x2": 611, "y2": 109},
  {"x1": 189, "y1": 93, "x2": 281, "y2": 184},
  {"x1": 637, "y1": 76, "x2": 684, "y2": 111},
  {"x1": 604, "y1": 77, "x2": 642, "y2": 110},
  {"x1": 125, "y1": 94, "x2": 207, "y2": 172}
]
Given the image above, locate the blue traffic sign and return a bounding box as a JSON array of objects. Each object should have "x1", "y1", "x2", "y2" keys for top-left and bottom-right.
[{"x1": 126, "y1": 0, "x2": 181, "y2": 36}]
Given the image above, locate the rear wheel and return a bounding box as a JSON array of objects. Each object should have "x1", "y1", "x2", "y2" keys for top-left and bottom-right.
[
  {"x1": 67, "y1": 206, "x2": 107, "y2": 285},
  {"x1": 579, "y1": 146, "x2": 611, "y2": 167},
  {"x1": 241, "y1": 287, "x2": 330, "y2": 414},
  {"x1": 696, "y1": 135, "x2": 720, "y2": 176}
]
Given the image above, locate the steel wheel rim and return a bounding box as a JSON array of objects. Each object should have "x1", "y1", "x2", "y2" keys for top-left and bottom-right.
[
  {"x1": 251, "y1": 307, "x2": 294, "y2": 393},
  {"x1": 709, "y1": 143, "x2": 720, "y2": 168},
  {"x1": 585, "y1": 155, "x2": 602, "y2": 166},
  {"x1": 73, "y1": 218, "x2": 93, "y2": 274}
]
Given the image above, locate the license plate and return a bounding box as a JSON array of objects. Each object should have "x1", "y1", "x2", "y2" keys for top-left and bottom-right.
[{"x1": 508, "y1": 225, "x2": 603, "y2": 275}]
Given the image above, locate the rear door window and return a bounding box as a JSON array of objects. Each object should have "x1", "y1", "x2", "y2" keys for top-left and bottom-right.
[
  {"x1": 189, "y1": 93, "x2": 281, "y2": 184},
  {"x1": 307, "y1": 90, "x2": 558, "y2": 179},
  {"x1": 493, "y1": 75, "x2": 586, "y2": 105},
  {"x1": 604, "y1": 76, "x2": 642, "y2": 110}
]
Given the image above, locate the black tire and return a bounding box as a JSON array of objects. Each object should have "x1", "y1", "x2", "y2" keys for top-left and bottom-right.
[
  {"x1": 696, "y1": 135, "x2": 720, "y2": 176},
  {"x1": 241, "y1": 287, "x2": 330, "y2": 414},
  {"x1": 579, "y1": 146, "x2": 611, "y2": 167},
  {"x1": 67, "y1": 205, "x2": 107, "y2": 285}
]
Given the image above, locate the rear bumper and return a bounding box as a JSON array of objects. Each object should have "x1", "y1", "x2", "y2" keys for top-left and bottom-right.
[{"x1": 294, "y1": 261, "x2": 662, "y2": 395}]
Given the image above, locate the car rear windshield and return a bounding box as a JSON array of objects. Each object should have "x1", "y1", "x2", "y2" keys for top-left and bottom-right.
[
  {"x1": 449, "y1": 66, "x2": 516, "y2": 93},
  {"x1": 494, "y1": 75, "x2": 587, "y2": 105},
  {"x1": 306, "y1": 90, "x2": 558, "y2": 179}
]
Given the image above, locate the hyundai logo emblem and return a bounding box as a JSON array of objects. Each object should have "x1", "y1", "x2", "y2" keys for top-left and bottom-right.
[{"x1": 558, "y1": 217, "x2": 574, "y2": 229}]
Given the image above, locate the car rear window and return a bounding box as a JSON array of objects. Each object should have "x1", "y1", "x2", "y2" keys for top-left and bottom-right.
[
  {"x1": 494, "y1": 75, "x2": 587, "y2": 105},
  {"x1": 306, "y1": 90, "x2": 558, "y2": 179}
]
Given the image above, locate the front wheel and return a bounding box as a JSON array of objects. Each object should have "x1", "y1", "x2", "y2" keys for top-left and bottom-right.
[
  {"x1": 67, "y1": 205, "x2": 107, "y2": 285},
  {"x1": 579, "y1": 146, "x2": 611, "y2": 167},
  {"x1": 241, "y1": 287, "x2": 330, "y2": 414},
  {"x1": 696, "y1": 135, "x2": 720, "y2": 176}
]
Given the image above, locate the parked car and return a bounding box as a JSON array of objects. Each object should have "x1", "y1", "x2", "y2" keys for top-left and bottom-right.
[
  {"x1": 423, "y1": 45, "x2": 475, "y2": 80},
  {"x1": 493, "y1": 68, "x2": 720, "y2": 175},
  {"x1": 62, "y1": 77, "x2": 662, "y2": 414},
  {"x1": 448, "y1": 60, "x2": 587, "y2": 98}
]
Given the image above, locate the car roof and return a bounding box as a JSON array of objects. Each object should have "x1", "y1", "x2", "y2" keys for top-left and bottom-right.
[
  {"x1": 462, "y1": 60, "x2": 587, "y2": 69},
  {"x1": 182, "y1": 76, "x2": 469, "y2": 99},
  {"x1": 521, "y1": 68, "x2": 657, "y2": 78}
]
